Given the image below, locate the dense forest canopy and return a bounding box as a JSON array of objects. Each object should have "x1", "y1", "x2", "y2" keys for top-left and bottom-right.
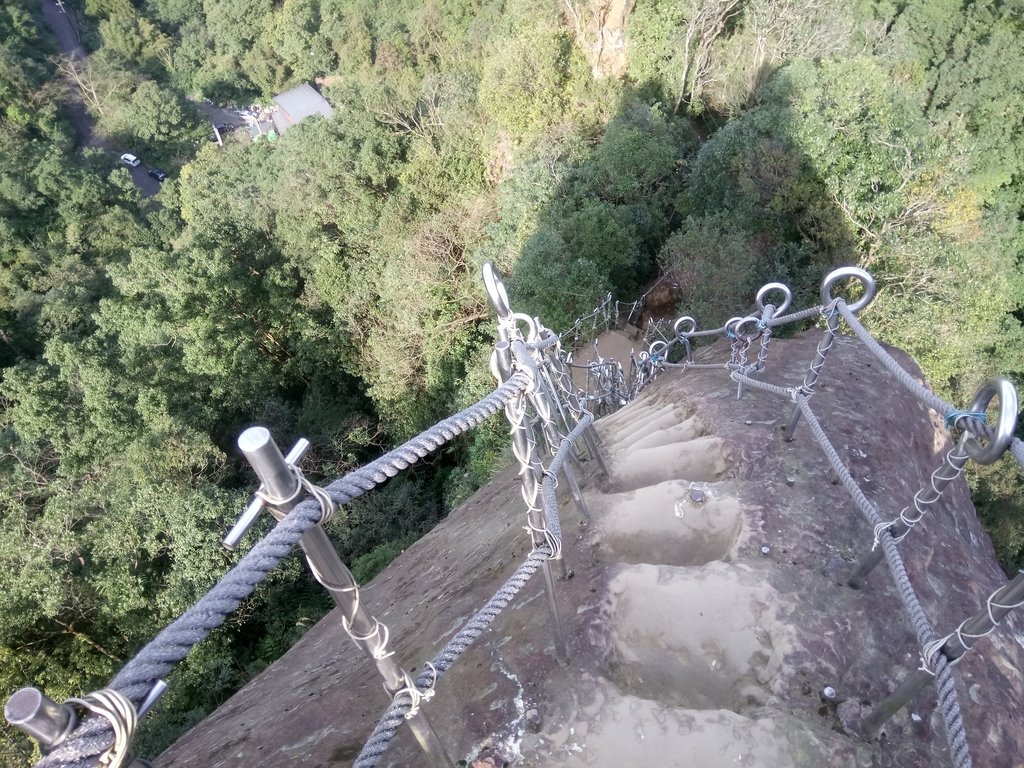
[{"x1": 1, "y1": 0, "x2": 1022, "y2": 760}]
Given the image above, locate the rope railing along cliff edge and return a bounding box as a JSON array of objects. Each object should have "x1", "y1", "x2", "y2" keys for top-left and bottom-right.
[
  {"x1": 6, "y1": 363, "x2": 593, "y2": 768},
  {"x1": 599, "y1": 265, "x2": 1020, "y2": 768},
  {"x1": 8, "y1": 263, "x2": 1024, "y2": 768}
]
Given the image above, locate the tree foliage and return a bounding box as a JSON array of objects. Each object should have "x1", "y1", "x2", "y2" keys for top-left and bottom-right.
[{"x1": 4, "y1": 0, "x2": 1024, "y2": 761}]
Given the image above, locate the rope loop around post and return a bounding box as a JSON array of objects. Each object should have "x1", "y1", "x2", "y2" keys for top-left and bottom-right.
[
  {"x1": 256, "y1": 464, "x2": 338, "y2": 525},
  {"x1": 64, "y1": 691, "x2": 137, "y2": 768}
]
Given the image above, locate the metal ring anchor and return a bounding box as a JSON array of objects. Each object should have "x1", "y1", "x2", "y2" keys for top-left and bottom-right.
[
  {"x1": 648, "y1": 340, "x2": 668, "y2": 357},
  {"x1": 482, "y1": 262, "x2": 513, "y2": 321},
  {"x1": 674, "y1": 316, "x2": 697, "y2": 337},
  {"x1": 756, "y1": 282, "x2": 792, "y2": 315},
  {"x1": 724, "y1": 316, "x2": 745, "y2": 337},
  {"x1": 961, "y1": 377, "x2": 1018, "y2": 465},
  {"x1": 820, "y1": 267, "x2": 876, "y2": 313},
  {"x1": 732, "y1": 316, "x2": 761, "y2": 341}
]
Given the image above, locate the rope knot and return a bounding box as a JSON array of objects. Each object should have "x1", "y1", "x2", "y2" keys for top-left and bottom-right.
[
  {"x1": 255, "y1": 465, "x2": 337, "y2": 526},
  {"x1": 65, "y1": 690, "x2": 138, "y2": 768},
  {"x1": 944, "y1": 410, "x2": 988, "y2": 431},
  {"x1": 394, "y1": 665, "x2": 438, "y2": 720}
]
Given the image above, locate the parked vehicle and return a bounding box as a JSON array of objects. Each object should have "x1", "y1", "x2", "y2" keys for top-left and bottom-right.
[
  {"x1": 147, "y1": 168, "x2": 168, "y2": 182},
  {"x1": 120, "y1": 153, "x2": 141, "y2": 167}
]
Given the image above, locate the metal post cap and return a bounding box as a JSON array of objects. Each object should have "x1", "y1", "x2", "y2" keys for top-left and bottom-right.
[
  {"x1": 5, "y1": 688, "x2": 74, "y2": 750},
  {"x1": 821, "y1": 267, "x2": 876, "y2": 313},
  {"x1": 756, "y1": 282, "x2": 792, "y2": 315}
]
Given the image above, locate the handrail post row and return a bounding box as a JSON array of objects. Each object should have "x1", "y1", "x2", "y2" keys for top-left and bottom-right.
[
  {"x1": 540, "y1": 329, "x2": 608, "y2": 477},
  {"x1": 782, "y1": 268, "x2": 876, "y2": 441},
  {"x1": 491, "y1": 343, "x2": 569, "y2": 663},
  {"x1": 233, "y1": 428, "x2": 454, "y2": 768},
  {"x1": 848, "y1": 376, "x2": 1017, "y2": 589},
  {"x1": 862, "y1": 570, "x2": 1024, "y2": 735},
  {"x1": 510, "y1": 339, "x2": 592, "y2": 525}
]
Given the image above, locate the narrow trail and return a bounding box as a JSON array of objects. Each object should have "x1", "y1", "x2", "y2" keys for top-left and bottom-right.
[
  {"x1": 39, "y1": 0, "x2": 160, "y2": 196},
  {"x1": 536, "y1": 390, "x2": 823, "y2": 767}
]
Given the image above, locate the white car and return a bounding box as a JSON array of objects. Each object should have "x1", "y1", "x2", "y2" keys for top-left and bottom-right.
[{"x1": 120, "y1": 153, "x2": 141, "y2": 168}]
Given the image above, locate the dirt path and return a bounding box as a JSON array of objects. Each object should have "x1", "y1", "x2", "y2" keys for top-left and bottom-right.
[{"x1": 39, "y1": 0, "x2": 161, "y2": 197}]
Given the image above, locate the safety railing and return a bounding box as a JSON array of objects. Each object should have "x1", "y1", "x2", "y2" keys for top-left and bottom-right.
[
  {"x1": 617, "y1": 266, "x2": 1024, "y2": 768},
  {"x1": 4, "y1": 264, "x2": 608, "y2": 768}
]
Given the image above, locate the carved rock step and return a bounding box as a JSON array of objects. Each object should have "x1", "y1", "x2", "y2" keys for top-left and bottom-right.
[
  {"x1": 591, "y1": 480, "x2": 742, "y2": 567},
  {"x1": 599, "y1": 562, "x2": 788, "y2": 713},
  {"x1": 534, "y1": 687, "x2": 853, "y2": 768},
  {"x1": 605, "y1": 435, "x2": 732, "y2": 493}
]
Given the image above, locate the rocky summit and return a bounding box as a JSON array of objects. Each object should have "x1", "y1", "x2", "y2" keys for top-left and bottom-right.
[{"x1": 157, "y1": 331, "x2": 1024, "y2": 768}]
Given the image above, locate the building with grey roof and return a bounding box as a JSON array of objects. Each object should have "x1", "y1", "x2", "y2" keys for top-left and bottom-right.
[{"x1": 271, "y1": 84, "x2": 334, "y2": 134}]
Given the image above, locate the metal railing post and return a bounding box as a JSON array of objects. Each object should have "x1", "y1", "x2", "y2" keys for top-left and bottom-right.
[
  {"x1": 512, "y1": 340, "x2": 592, "y2": 525},
  {"x1": 847, "y1": 435, "x2": 970, "y2": 589},
  {"x1": 783, "y1": 268, "x2": 876, "y2": 441},
  {"x1": 5, "y1": 682, "x2": 167, "y2": 766},
  {"x1": 543, "y1": 336, "x2": 608, "y2": 477},
  {"x1": 862, "y1": 571, "x2": 1024, "y2": 735},
  {"x1": 231, "y1": 427, "x2": 453, "y2": 768},
  {"x1": 492, "y1": 343, "x2": 569, "y2": 663}
]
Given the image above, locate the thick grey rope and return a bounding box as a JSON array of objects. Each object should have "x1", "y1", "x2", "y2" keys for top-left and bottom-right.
[
  {"x1": 838, "y1": 302, "x2": 951, "y2": 415},
  {"x1": 34, "y1": 373, "x2": 532, "y2": 768},
  {"x1": 767, "y1": 303, "x2": 827, "y2": 327},
  {"x1": 797, "y1": 397, "x2": 971, "y2": 768},
  {"x1": 354, "y1": 545, "x2": 553, "y2": 768},
  {"x1": 730, "y1": 371, "x2": 793, "y2": 399},
  {"x1": 839, "y1": 300, "x2": 1024, "y2": 480}
]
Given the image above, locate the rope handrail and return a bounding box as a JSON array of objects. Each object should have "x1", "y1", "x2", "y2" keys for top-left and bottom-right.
[
  {"x1": 638, "y1": 268, "x2": 1024, "y2": 768},
  {"x1": 23, "y1": 373, "x2": 533, "y2": 768},
  {"x1": 14, "y1": 264, "x2": 1021, "y2": 768}
]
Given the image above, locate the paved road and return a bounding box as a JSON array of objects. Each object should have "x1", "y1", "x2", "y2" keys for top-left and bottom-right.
[{"x1": 40, "y1": 0, "x2": 161, "y2": 197}]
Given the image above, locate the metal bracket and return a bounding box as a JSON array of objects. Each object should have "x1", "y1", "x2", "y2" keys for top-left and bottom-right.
[{"x1": 224, "y1": 429, "x2": 311, "y2": 549}]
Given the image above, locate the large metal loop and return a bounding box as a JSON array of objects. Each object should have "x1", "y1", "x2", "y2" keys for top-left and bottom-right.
[
  {"x1": 481, "y1": 262, "x2": 512, "y2": 321},
  {"x1": 963, "y1": 377, "x2": 1018, "y2": 465},
  {"x1": 674, "y1": 316, "x2": 697, "y2": 337},
  {"x1": 732, "y1": 315, "x2": 761, "y2": 341},
  {"x1": 756, "y1": 282, "x2": 792, "y2": 315},
  {"x1": 648, "y1": 340, "x2": 668, "y2": 357},
  {"x1": 511, "y1": 312, "x2": 539, "y2": 340},
  {"x1": 724, "y1": 316, "x2": 745, "y2": 337},
  {"x1": 821, "y1": 267, "x2": 876, "y2": 313}
]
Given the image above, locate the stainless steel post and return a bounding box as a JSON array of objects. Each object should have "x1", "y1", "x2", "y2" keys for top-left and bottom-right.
[
  {"x1": 5, "y1": 683, "x2": 165, "y2": 765},
  {"x1": 861, "y1": 571, "x2": 1024, "y2": 735},
  {"x1": 493, "y1": 343, "x2": 568, "y2": 663},
  {"x1": 782, "y1": 311, "x2": 840, "y2": 441},
  {"x1": 541, "y1": 332, "x2": 608, "y2": 477},
  {"x1": 785, "y1": 268, "x2": 877, "y2": 440},
  {"x1": 235, "y1": 428, "x2": 453, "y2": 768},
  {"x1": 847, "y1": 436, "x2": 969, "y2": 589},
  {"x1": 4, "y1": 688, "x2": 74, "y2": 752}
]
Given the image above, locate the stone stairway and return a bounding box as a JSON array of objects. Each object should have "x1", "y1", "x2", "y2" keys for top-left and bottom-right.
[
  {"x1": 158, "y1": 334, "x2": 1024, "y2": 768},
  {"x1": 515, "y1": 387, "x2": 845, "y2": 768}
]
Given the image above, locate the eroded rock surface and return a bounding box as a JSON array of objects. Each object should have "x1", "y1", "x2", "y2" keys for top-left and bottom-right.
[{"x1": 158, "y1": 332, "x2": 1024, "y2": 768}]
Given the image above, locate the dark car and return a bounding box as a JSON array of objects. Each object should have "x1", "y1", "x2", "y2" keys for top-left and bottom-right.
[{"x1": 147, "y1": 168, "x2": 168, "y2": 182}]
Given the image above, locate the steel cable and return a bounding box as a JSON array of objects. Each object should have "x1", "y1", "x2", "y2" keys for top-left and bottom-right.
[{"x1": 796, "y1": 396, "x2": 971, "y2": 768}]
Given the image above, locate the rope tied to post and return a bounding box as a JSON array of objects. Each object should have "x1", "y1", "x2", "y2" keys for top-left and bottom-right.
[
  {"x1": 392, "y1": 665, "x2": 438, "y2": 720},
  {"x1": 256, "y1": 464, "x2": 337, "y2": 526},
  {"x1": 944, "y1": 410, "x2": 988, "y2": 431},
  {"x1": 64, "y1": 691, "x2": 137, "y2": 768}
]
